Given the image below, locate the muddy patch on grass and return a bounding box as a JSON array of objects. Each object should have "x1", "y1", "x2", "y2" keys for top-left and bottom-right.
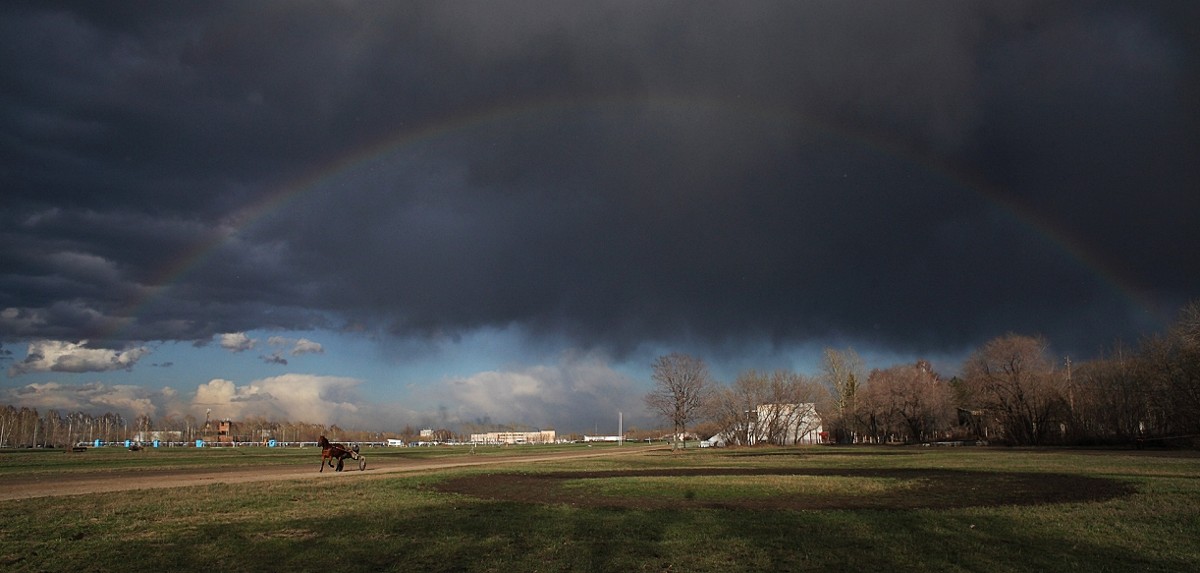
[{"x1": 433, "y1": 468, "x2": 1135, "y2": 510}]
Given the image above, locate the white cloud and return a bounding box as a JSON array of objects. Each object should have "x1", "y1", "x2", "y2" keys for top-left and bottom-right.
[
  {"x1": 0, "y1": 346, "x2": 648, "y2": 434},
  {"x1": 2, "y1": 373, "x2": 366, "y2": 429},
  {"x1": 291, "y1": 338, "x2": 324, "y2": 356},
  {"x1": 3, "y1": 381, "x2": 161, "y2": 419},
  {"x1": 218, "y1": 332, "x2": 255, "y2": 352},
  {"x1": 431, "y1": 351, "x2": 645, "y2": 432},
  {"x1": 192, "y1": 374, "x2": 361, "y2": 426},
  {"x1": 8, "y1": 340, "x2": 150, "y2": 376},
  {"x1": 267, "y1": 336, "x2": 325, "y2": 356}
]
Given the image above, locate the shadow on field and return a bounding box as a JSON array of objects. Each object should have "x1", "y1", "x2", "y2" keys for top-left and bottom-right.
[
  {"x1": 433, "y1": 467, "x2": 1135, "y2": 510},
  {"x1": 34, "y1": 471, "x2": 1175, "y2": 573},
  {"x1": 122, "y1": 485, "x2": 1171, "y2": 573},
  {"x1": 716, "y1": 449, "x2": 920, "y2": 458}
]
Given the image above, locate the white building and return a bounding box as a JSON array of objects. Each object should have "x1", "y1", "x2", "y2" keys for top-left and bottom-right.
[
  {"x1": 582, "y1": 435, "x2": 624, "y2": 442},
  {"x1": 470, "y1": 430, "x2": 556, "y2": 445},
  {"x1": 706, "y1": 403, "x2": 823, "y2": 447}
]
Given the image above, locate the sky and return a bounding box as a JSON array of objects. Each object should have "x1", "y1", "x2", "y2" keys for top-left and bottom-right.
[{"x1": 2, "y1": 1, "x2": 1198, "y2": 435}]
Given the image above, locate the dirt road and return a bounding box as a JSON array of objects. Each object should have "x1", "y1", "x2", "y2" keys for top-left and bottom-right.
[{"x1": 0, "y1": 448, "x2": 648, "y2": 501}]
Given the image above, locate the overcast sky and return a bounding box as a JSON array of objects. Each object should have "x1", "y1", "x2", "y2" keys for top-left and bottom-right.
[{"x1": 2, "y1": 1, "x2": 1197, "y2": 434}]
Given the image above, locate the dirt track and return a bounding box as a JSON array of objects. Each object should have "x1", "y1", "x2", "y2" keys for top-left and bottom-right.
[{"x1": 0, "y1": 448, "x2": 645, "y2": 502}]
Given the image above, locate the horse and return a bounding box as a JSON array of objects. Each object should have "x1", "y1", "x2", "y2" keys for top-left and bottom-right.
[{"x1": 318, "y1": 435, "x2": 359, "y2": 472}]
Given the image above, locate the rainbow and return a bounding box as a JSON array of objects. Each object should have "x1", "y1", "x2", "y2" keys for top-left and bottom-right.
[{"x1": 110, "y1": 93, "x2": 1168, "y2": 340}]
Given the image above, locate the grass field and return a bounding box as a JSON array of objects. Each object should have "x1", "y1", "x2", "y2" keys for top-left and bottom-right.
[
  {"x1": 0, "y1": 441, "x2": 592, "y2": 478},
  {"x1": 1, "y1": 445, "x2": 1198, "y2": 572}
]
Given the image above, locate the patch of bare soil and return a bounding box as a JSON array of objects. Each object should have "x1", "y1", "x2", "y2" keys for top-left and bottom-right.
[{"x1": 433, "y1": 468, "x2": 1136, "y2": 510}]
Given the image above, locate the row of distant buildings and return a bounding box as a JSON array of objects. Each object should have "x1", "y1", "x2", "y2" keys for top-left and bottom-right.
[
  {"x1": 469, "y1": 430, "x2": 557, "y2": 444},
  {"x1": 130, "y1": 403, "x2": 822, "y2": 448}
]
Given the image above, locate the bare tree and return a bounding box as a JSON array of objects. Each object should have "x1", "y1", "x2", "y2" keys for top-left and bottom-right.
[
  {"x1": 0, "y1": 405, "x2": 17, "y2": 447},
  {"x1": 962, "y1": 334, "x2": 1066, "y2": 445},
  {"x1": 644, "y1": 353, "x2": 713, "y2": 450},
  {"x1": 757, "y1": 370, "x2": 824, "y2": 445},
  {"x1": 821, "y1": 347, "x2": 865, "y2": 443},
  {"x1": 706, "y1": 368, "x2": 825, "y2": 446},
  {"x1": 1138, "y1": 302, "x2": 1200, "y2": 442},
  {"x1": 133, "y1": 414, "x2": 153, "y2": 441},
  {"x1": 707, "y1": 369, "x2": 767, "y2": 446},
  {"x1": 861, "y1": 361, "x2": 951, "y2": 443},
  {"x1": 1071, "y1": 348, "x2": 1148, "y2": 444}
]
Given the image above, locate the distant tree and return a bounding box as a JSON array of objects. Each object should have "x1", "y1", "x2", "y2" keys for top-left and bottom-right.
[
  {"x1": 18, "y1": 407, "x2": 38, "y2": 447},
  {"x1": 133, "y1": 414, "x2": 153, "y2": 440},
  {"x1": 708, "y1": 369, "x2": 768, "y2": 446},
  {"x1": 821, "y1": 348, "x2": 865, "y2": 443},
  {"x1": 1069, "y1": 347, "x2": 1148, "y2": 444},
  {"x1": 43, "y1": 409, "x2": 62, "y2": 447},
  {"x1": 0, "y1": 405, "x2": 12, "y2": 447},
  {"x1": 644, "y1": 353, "x2": 714, "y2": 450},
  {"x1": 1178, "y1": 301, "x2": 1200, "y2": 348},
  {"x1": 156, "y1": 414, "x2": 180, "y2": 434},
  {"x1": 861, "y1": 361, "x2": 950, "y2": 443},
  {"x1": 757, "y1": 370, "x2": 824, "y2": 445},
  {"x1": 183, "y1": 414, "x2": 197, "y2": 442},
  {"x1": 1138, "y1": 301, "x2": 1200, "y2": 442},
  {"x1": 962, "y1": 334, "x2": 1066, "y2": 445}
]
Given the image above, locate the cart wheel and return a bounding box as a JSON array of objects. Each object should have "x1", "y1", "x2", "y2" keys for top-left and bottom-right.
[{"x1": 359, "y1": 457, "x2": 367, "y2": 471}]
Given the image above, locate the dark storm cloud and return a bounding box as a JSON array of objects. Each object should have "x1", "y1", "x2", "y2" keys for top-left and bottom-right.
[{"x1": 2, "y1": 1, "x2": 1197, "y2": 359}]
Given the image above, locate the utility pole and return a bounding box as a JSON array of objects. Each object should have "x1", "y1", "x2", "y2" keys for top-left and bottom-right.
[{"x1": 1065, "y1": 355, "x2": 1074, "y2": 413}]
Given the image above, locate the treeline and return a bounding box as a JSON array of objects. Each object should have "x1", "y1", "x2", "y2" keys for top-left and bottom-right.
[
  {"x1": 0, "y1": 408, "x2": 397, "y2": 448},
  {"x1": 0, "y1": 405, "x2": 583, "y2": 448},
  {"x1": 663, "y1": 301, "x2": 1200, "y2": 449},
  {"x1": 821, "y1": 301, "x2": 1200, "y2": 447}
]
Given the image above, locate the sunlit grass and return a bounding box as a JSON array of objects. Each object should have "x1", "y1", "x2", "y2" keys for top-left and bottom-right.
[
  {"x1": 1, "y1": 446, "x2": 1197, "y2": 572},
  {"x1": 0, "y1": 441, "x2": 638, "y2": 478}
]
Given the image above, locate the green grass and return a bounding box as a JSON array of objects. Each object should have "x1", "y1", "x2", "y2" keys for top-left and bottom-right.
[
  {"x1": 0, "y1": 441, "x2": 619, "y2": 478},
  {"x1": 1, "y1": 446, "x2": 1198, "y2": 572}
]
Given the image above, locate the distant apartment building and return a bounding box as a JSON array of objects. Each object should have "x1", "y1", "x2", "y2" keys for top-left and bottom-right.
[{"x1": 470, "y1": 430, "x2": 556, "y2": 444}]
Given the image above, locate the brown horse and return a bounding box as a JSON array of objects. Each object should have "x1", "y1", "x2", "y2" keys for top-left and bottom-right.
[{"x1": 318, "y1": 435, "x2": 359, "y2": 472}]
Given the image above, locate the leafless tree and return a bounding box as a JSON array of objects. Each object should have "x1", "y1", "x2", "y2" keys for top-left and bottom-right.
[
  {"x1": 1069, "y1": 347, "x2": 1148, "y2": 443},
  {"x1": 644, "y1": 353, "x2": 714, "y2": 450},
  {"x1": 821, "y1": 347, "x2": 865, "y2": 443},
  {"x1": 757, "y1": 370, "x2": 824, "y2": 445},
  {"x1": 707, "y1": 369, "x2": 767, "y2": 446},
  {"x1": 707, "y1": 369, "x2": 824, "y2": 446},
  {"x1": 1137, "y1": 302, "x2": 1200, "y2": 442},
  {"x1": 861, "y1": 361, "x2": 951, "y2": 443},
  {"x1": 962, "y1": 334, "x2": 1066, "y2": 445}
]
